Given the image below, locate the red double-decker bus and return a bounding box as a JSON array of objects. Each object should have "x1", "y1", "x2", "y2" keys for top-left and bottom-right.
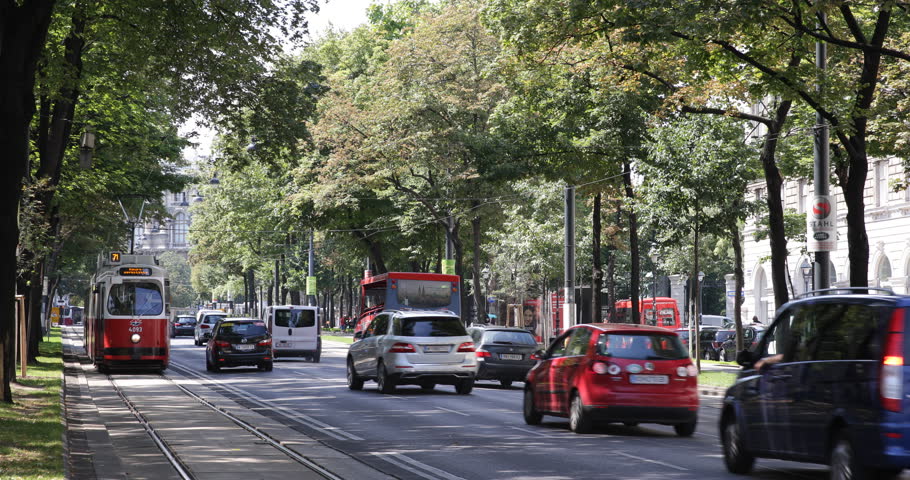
[
  {"x1": 355, "y1": 272, "x2": 461, "y2": 335},
  {"x1": 614, "y1": 297, "x2": 681, "y2": 330}
]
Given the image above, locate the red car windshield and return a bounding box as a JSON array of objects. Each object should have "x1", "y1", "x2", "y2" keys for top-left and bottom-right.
[{"x1": 597, "y1": 333, "x2": 688, "y2": 360}]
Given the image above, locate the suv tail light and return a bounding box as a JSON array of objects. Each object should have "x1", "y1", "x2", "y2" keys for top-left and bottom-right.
[
  {"x1": 881, "y1": 308, "x2": 906, "y2": 412},
  {"x1": 201, "y1": 324, "x2": 211, "y2": 329},
  {"x1": 258, "y1": 339, "x2": 272, "y2": 347},
  {"x1": 388, "y1": 342, "x2": 416, "y2": 353},
  {"x1": 457, "y1": 342, "x2": 476, "y2": 353},
  {"x1": 214, "y1": 340, "x2": 230, "y2": 348},
  {"x1": 476, "y1": 349, "x2": 491, "y2": 358}
]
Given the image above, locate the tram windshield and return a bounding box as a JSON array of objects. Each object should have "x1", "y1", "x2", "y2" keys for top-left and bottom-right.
[{"x1": 108, "y1": 282, "x2": 163, "y2": 316}]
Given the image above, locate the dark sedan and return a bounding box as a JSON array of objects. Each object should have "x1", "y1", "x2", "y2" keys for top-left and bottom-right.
[
  {"x1": 205, "y1": 318, "x2": 273, "y2": 372},
  {"x1": 720, "y1": 325, "x2": 766, "y2": 361},
  {"x1": 468, "y1": 326, "x2": 540, "y2": 387},
  {"x1": 171, "y1": 315, "x2": 196, "y2": 337}
]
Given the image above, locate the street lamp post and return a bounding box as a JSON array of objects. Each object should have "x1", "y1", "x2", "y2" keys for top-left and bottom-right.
[
  {"x1": 801, "y1": 261, "x2": 813, "y2": 295},
  {"x1": 650, "y1": 252, "x2": 659, "y2": 327},
  {"x1": 696, "y1": 271, "x2": 705, "y2": 369}
]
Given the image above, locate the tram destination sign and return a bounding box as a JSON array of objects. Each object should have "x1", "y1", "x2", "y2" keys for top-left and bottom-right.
[{"x1": 119, "y1": 267, "x2": 152, "y2": 276}]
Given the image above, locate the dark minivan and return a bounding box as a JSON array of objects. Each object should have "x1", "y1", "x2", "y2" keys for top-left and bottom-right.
[{"x1": 720, "y1": 288, "x2": 910, "y2": 479}]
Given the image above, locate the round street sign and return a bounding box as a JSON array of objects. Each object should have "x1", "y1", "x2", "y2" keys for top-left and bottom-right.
[{"x1": 807, "y1": 195, "x2": 836, "y2": 252}]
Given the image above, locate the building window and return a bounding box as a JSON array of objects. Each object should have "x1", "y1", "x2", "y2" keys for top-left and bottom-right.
[
  {"x1": 878, "y1": 255, "x2": 892, "y2": 287},
  {"x1": 875, "y1": 160, "x2": 889, "y2": 207},
  {"x1": 797, "y1": 179, "x2": 806, "y2": 214},
  {"x1": 174, "y1": 213, "x2": 188, "y2": 246}
]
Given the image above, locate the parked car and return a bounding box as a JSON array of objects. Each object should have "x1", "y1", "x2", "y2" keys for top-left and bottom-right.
[
  {"x1": 467, "y1": 326, "x2": 540, "y2": 387},
  {"x1": 699, "y1": 328, "x2": 734, "y2": 360},
  {"x1": 346, "y1": 310, "x2": 477, "y2": 394},
  {"x1": 719, "y1": 325, "x2": 766, "y2": 362},
  {"x1": 720, "y1": 288, "x2": 910, "y2": 478},
  {"x1": 205, "y1": 318, "x2": 273, "y2": 372},
  {"x1": 171, "y1": 315, "x2": 196, "y2": 338},
  {"x1": 523, "y1": 323, "x2": 698, "y2": 435},
  {"x1": 195, "y1": 309, "x2": 227, "y2": 346}
]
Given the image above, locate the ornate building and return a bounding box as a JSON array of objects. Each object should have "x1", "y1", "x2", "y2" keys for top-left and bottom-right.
[{"x1": 739, "y1": 157, "x2": 910, "y2": 323}]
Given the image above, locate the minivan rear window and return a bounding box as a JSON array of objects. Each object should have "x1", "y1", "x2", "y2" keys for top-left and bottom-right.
[
  {"x1": 396, "y1": 317, "x2": 467, "y2": 337},
  {"x1": 597, "y1": 333, "x2": 688, "y2": 360}
]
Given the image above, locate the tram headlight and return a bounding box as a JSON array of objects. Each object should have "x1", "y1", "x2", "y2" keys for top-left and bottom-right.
[{"x1": 131, "y1": 334, "x2": 141, "y2": 344}]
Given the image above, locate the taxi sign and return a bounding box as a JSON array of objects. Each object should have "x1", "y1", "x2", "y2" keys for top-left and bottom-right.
[
  {"x1": 110, "y1": 252, "x2": 121, "y2": 263},
  {"x1": 119, "y1": 267, "x2": 152, "y2": 276}
]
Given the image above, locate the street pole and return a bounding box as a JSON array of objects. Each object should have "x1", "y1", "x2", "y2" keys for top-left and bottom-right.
[
  {"x1": 814, "y1": 14, "x2": 831, "y2": 290},
  {"x1": 307, "y1": 230, "x2": 315, "y2": 307},
  {"x1": 564, "y1": 185, "x2": 576, "y2": 329}
]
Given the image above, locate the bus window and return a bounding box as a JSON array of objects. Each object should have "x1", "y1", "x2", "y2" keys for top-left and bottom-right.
[{"x1": 396, "y1": 280, "x2": 452, "y2": 309}]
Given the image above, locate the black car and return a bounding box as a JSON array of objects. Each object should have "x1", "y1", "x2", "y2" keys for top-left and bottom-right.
[
  {"x1": 206, "y1": 318, "x2": 273, "y2": 372},
  {"x1": 698, "y1": 328, "x2": 733, "y2": 360},
  {"x1": 720, "y1": 288, "x2": 910, "y2": 478},
  {"x1": 468, "y1": 326, "x2": 540, "y2": 387},
  {"x1": 719, "y1": 325, "x2": 766, "y2": 361},
  {"x1": 171, "y1": 315, "x2": 196, "y2": 337}
]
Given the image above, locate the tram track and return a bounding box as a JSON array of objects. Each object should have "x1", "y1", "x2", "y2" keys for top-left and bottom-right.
[{"x1": 104, "y1": 371, "x2": 346, "y2": 480}]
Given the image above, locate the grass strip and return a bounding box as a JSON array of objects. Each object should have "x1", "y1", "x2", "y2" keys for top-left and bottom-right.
[
  {"x1": 0, "y1": 327, "x2": 64, "y2": 480},
  {"x1": 323, "y1": 335, "x2": 353, "y2": 345},
  {"x1": 698, "y1": 370, "x2": 737, "y2": 388}
]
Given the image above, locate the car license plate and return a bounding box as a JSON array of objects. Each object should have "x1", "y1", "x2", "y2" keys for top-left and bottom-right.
[
  {"x1": 629, "y1": 374, "x2": 669, "y2": 385},
  {"x1": 424, "y1": 345, "x2": 449, "y2": 353},
  {"x1": 499, "y1": 354, "x2": 523, "y2": 360},
  {"x1": 234, "y1": 344, "x2": 254, "y2": 351}
]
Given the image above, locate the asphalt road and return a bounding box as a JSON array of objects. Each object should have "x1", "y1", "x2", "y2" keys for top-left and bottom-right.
[{"x1": 162, "y1": 336, "x2": 844, "y2": 480}]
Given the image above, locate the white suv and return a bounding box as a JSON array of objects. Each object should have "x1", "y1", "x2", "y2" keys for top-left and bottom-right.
[{"x1": 346, "y1": 310, "x2": 477, "y2": 394}]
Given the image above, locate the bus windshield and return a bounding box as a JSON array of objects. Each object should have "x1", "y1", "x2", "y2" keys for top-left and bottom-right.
[
  {"x1": 108, "y1": 282, "x2": 163, "y2": 316},
  {"x1": 396, "y1": 280, "x2": 452, "y2": 309}
]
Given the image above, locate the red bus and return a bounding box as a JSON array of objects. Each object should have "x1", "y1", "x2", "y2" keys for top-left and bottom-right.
[
  {"x1": 355, "y1": 272, "x2": 461, "y2": 334},
  {"x1": 86, "y1": 253, "x2": 170, "y2": 372},
  {"x1": 614, "y1": 297, "x2": 681, "y2": 330}
]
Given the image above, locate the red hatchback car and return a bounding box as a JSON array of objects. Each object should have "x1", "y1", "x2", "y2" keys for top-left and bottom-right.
[{"x1": 524, "y1": 323, "x2": 699, "y2": 435}]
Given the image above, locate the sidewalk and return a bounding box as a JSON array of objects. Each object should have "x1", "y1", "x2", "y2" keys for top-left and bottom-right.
[{"x1": 60, "y1": 327, "x2": 392, "y2": 480}]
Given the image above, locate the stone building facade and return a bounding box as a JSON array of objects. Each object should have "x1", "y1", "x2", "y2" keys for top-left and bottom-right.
[{"x1": 738, "y1": 157, "x2": 910, "y2": 323}]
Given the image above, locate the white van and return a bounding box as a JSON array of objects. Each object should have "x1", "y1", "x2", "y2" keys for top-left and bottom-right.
[
  {"x1": 264, "y1": 305, "x2": 321, "y2": 362},
  {"x1": 700, "y1": 314, "x2": 732, "y2": 328}
]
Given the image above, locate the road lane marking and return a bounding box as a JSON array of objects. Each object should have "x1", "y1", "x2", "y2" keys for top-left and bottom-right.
[
  {"x1": 510, "y1": 426, "x2": 548, "y2": 437},
  {"x1": 615, "y1": 451, "x2": 687, "y2": 471},
  {"x1": 169, "y1": 362, "x2": 364, "y2": 441},
  {"x1": 372, "y1": 452, "x2": 466, "y2": 480},
  {"x1": 436, "y1": 407, "x2": 469, "y2": 417}
]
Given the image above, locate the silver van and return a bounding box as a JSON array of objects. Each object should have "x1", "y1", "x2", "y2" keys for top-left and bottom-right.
[{"x1": 263, "y1": 305, "x2": 321, "y2": 362}]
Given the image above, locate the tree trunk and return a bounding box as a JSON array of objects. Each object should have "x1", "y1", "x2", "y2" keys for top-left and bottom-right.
[
  {"x1": 592, "y1": 192, "x2": 602, "y2": 322},
  {"x1": 622, "y1": 162, "x2": 640, "y2": 324},
  {"x1": 842, "y1": 141, "x2": 870, "y2": 287},
  {"x1": 0, "y1": 0, "x2": 57, "y2": 403},
  {"x1": 759, "y1": 100, "x2": 793, "y2": 310},
  {"x1": 730, "y1": 215, "x2": 745, "y2": 353},
  {"x1": 471, "y1": 209, "x2": 486, "y2": 324},
  {"x1": 354, "y1": 230, "x2": 387, "y2": 274}
]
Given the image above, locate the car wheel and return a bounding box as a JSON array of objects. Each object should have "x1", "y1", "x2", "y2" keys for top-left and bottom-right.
[
  {"x1": 455, "y1": 378, "x2": 474, "y2": 395},
  {"x1": 703, "y1": 350, "x2": 713, "y2": 361},
  {"x1": 258, "y1": 362, "x2": 273, "y2": 372},
  {"x1": 523, "y1": 387, "x2": 543, "y2": 425},
  {"x1": 420, "y1": 382, "x2": 436, "y2": 391},
  {"x1": 829, "y1": 431, "x2": 893, "y2": 480},
  {"x1": 206, "y1": 356, "x2": 214, "y2": 372},
  {"x1": 722, "y1": 414, "x2": 755, "y2": 474},
  {"x1": 674, "y1": 420, "x2": 697, "y2": 437},
  {"x1": 347, "y1": 357, "x2": 364, "y2": 391},
  {"x1": 313, "y1": 351, "x2": 321, "y2": 363},
  {"x1": 569, "y1": 392, "x2": 593, "y2": 433},
  {"x1": 377, "y1": 362, "x2": 396, "y2": 394},
  {"x1": 500, "y1": 379, "x2": 513, "y2": 388}
]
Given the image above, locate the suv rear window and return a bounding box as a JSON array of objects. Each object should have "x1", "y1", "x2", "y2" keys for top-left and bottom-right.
[
  {"x1": 395, "y1": 317, "x2": 467, "y2": 337},
  {"x1": 597, "y1": 333, "x2": 688, "y2": 360},
  {"x1": 218, "y1": 321, "x2": 267, "y2": 336},
  {"x1": 202, "y1": 314, "x2": 226, "y2": 324},
  {"x1": 483, "y1": 330, "x2": 537, "y2": 346}
]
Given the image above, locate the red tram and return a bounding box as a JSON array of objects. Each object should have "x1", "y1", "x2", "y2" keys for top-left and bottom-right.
[{"x1": 85, "y1": 252, "x2": 170, "y2": 372}]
